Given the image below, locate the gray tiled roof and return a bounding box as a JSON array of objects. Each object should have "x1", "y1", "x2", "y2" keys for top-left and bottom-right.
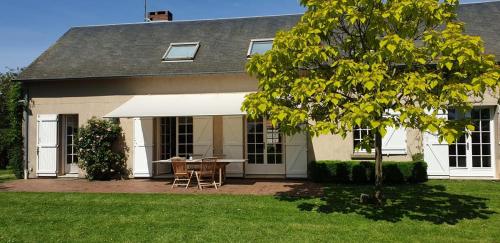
[{"x1": 19, "y1": 2, "x2": 500, "y2": 81}]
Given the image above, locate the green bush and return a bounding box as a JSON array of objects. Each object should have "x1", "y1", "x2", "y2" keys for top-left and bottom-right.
[
  {"x1": 309, "y1": 160, "x2": 427, "y2": 184},
  {"x1": 75, "y1": 118, "x2": 128, "y2": 180},
  {"x1": 0, "y1": 70, "x2": 23, "y2": 178}
]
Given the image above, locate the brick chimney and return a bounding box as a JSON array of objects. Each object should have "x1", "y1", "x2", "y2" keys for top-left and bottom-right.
[{"x1": 148, "y1": 11, "x2": 173, "y2": 21}]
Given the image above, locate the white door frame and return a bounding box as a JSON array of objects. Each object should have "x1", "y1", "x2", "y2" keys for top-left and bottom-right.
[
  {"x1": 244, "y1": 118, "x2": 286, "y2": 176},
  {"x1": 449, "y1": 107, "x2": 496, "y2": 178},
  {"x1": 62, "y1": 115, "x2": 79, "y2": 175}
]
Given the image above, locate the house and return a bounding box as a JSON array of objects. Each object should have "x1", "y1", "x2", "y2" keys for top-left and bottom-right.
[{"x1": 18, "y1": 2, "x2": 500, "y2": 180}]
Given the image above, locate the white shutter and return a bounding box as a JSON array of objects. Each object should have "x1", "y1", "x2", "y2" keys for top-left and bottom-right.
[
  {"x1": 133, "y1": 118, "x2": 154, "y2": 177},
  {"x1": 382, "y1": 127, "x2": 407, "y2": 155},
  {"x1": 37, "y1": 114, "x2": 59, "y2": 177},
  {"x1": 193, "y1": 116, "x2": 213, "y2": 158},
  {"x1": 424, "y1": 111, "x2": 450, "y2": 177},
  {"x1": 223, "y1": 116, "x2": 244, "y2": 177},
  {"x1": 381, "y1": 110, "x2": 407, "y2": 155},
  {"x1": 285, "y1": 131, "x2": 308, "y2": 178}
]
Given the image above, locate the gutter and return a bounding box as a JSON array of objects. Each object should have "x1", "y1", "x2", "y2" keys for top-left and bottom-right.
[{"x1": 22, "y1": 87, "x2": 29, "y2": 180}]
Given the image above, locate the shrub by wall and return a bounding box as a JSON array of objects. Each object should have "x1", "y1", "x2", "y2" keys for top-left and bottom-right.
[
  {"x1": 75, "y1": 118, "x2": 128, "y2": 180},
  {"x1": 309, "y1": 160, "x2": 427, "y2": 184}
]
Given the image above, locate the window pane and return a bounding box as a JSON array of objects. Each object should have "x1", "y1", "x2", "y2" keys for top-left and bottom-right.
[
  {"x1": 267, "y1": 144, "x2": 276, "y2": 154},
  {"x1": 472, "y1": 144, "x2": 480, "y2": 155},
  {"x1": 248, "y1": 123, "x2": 256, "y2": 133},
  {"x1": 179, "y1": 135, "x2": 186, "y2": 143},
  {"x1": 275, "y1": 154, "x2": 283, "y2": 164},
  {"x1": 268, "y1": 154, "x2": 276, "y2": 164},
  {"x1": 165, "y1": 44, "x2": 198, "y2": 59},
  {"x1": 482, "y1": 144, "x2": 491, "y2": 155},
  {"x1": 471, "y1": 132, "x2": 480, "y2": 143},
  {"x1": 248, "y1": 155, "x2": 255, "y2": 164},
  {"x1": 457, "y1": 145, "x2": 466, "y2": 155},
  {"x1": 482, "y1": 132, "x2": 490, "y2": 143},
  {"x1": 458, "y1": 135, "x2": 466, "y2": 143},
  {"x1": 248, "y1": 144, "x2": 255, "y2": 153},
  {"x1": 256, "y1": 144, "x2": 264, "y2": 153},
  {"x1": 483, "y1": 156, "x2": 491, "y2": 167},
  {"x1": 481, "y1": 109, "x2": 490, "y2": 119},
  {"x1": 256, "y1": 155, "x2": 264, "y2": 164},
  {"x1": 250, "y1": 40, "x2": 273, "y2": 55},
  {"x1": 449, "y1": 145, "x2": 456, "y2": 155},
  {"x1": 67, "y1": 155, "x2": 72, "y2": 164},
  {"x1": 449, "y1": 156, "x2": 456, "y2": 167},
  {"x1": 448, "y1": 109, "x2": 456, "y2": 120},
  {"x1": 256, "y1": 134, "x2": 264, "y2": 143},
  {"x1": 248, "y1": 134, "x2": 255, "y2": 143},
  {"x1": 472, "y1": 156, "x2": 481, "y2": 167},
  {"x1": 481, "y1": 121, "x2": 490, "y2": 131},
  {"x1": 457, "y1": 156, "x2": 466, "y2": 167},
  {"x1": 256, "y1": 123, "x2": 263, "y2": 133}
]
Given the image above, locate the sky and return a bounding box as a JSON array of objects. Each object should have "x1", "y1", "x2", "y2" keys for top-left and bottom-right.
[{"x1": 0, "y1": 0, "x2": 495, "y2": 72}]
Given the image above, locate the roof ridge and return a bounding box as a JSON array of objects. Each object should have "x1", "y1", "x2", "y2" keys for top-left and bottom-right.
[{"x1": 71, "y1": 13, "x2": 304, "y2": 29}]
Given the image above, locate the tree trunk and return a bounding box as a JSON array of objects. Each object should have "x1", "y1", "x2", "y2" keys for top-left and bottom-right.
[{"x1": 374, "y1": 132, "x2": 384, "y2": 205}]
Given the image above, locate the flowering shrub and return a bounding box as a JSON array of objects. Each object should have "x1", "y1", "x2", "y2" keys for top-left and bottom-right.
[{"x1": 75, "y1": 118, "x2": 128, "y2": 180}]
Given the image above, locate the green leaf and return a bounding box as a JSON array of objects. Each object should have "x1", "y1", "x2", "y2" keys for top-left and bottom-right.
[
  {"x1": 445, "y1": 62, "x2": 453, "y2": 70},
  {"x1": 387, "y1": 44, "x2": 397, "y2": 53},
  {"x1": 365, "y1": 81, "x2": 375, "y2": 91},
  {"x1": 258, "y1": 104, "x2": 267, "y2": 112}
]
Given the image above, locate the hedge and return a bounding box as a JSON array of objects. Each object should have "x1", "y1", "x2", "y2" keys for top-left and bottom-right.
[{"x1": 309, "y1": 160, "x2": 427, "y2": 184}]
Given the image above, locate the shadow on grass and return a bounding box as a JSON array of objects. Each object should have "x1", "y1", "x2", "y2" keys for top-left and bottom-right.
[{"x1": 275, "y1": 183, "x2": 496, "y2": 225}]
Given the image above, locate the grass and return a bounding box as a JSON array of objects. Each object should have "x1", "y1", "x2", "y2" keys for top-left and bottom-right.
[
  {"x1": 0, "y1": 180, "x2": 499, "y2": 242},
  {"x1": 0, "y1": 167, "x2": 16, "y2": 183}
]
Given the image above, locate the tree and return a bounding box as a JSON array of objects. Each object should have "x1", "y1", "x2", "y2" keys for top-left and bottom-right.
[
  {"x1": 242, "y1": 0, "x2": 499, "y2": 204},
  {"x1": 0, "y1": 70, "x2": 23, "y2": 177}
]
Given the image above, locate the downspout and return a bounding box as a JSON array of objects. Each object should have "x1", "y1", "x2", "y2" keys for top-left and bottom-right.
[{"x1": 22, "y1": 86, "x2": 29, "y2": 180}]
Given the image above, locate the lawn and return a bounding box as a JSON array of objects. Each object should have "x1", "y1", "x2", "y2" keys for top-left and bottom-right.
[
  {"x1": 0, "y1": 168, "x2": 16, "y2": 183},
  {"x1": 0, "y1": 180, "x2": 498, "y2": 242}
]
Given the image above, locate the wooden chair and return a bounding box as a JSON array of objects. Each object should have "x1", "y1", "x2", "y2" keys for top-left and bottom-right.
[
  {"x1": 171, "y1": 157, "x2": 192, "y2": 188},
  {"x1": 195, "y1": 158, "x2": 218, "y2": 190}
]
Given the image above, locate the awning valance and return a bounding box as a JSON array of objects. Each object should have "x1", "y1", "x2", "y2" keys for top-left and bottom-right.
[{"x1": 104, "y1": 92, "x2": 250, "y2": 118}]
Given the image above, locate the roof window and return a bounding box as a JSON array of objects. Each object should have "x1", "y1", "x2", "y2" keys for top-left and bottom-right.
[
  {"x1": 247, "y1": 39, "x2": 274, "y2": 57},
  {"x1": 163, "y1": 42, "x2": 200, "y2": 61}
]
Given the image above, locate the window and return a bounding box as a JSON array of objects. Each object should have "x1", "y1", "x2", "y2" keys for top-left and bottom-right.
[
  {"x1": 160, "y1": 117, "x2": 176, "y2": 160},
  {"x1": 159, "y1": 117, "x2": 193, "y2": 159},
  {"x1": 353, "y1": 126, "x2": 374, "y2": 152},
  {"x1": 448, "y1": 108, "x2": 492, "y2": 168},
  {"x1": 247, "y1": 118, "x2": 283, "y2": 164},
  {"x1": 162, "y1": 42, "x2": 200, "y2": 61},
  {"x1": 247, "y1": 39, "x2": 274, "y2": 57},
  {"x1": 177, "y1": 117, "x2": 193, "y2": 158},
  {"x1": 64, "y1": 115, "x2": 78, "y2": 164}
]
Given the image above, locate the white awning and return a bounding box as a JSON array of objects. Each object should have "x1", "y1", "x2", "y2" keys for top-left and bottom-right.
[{"x1": 104, "y1": 92, "x2": 251, "y2": 118}]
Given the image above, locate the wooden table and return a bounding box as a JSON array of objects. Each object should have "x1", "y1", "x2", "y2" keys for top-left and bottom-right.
[{"x1": 152, "y1": 159, "x2": 246, "y2": 186}]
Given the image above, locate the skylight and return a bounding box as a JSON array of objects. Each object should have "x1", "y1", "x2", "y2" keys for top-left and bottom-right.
[
  {"x1": 247, "y1": 39, "x2": 274, "y2": 57},
  {"x1": 163, "y1": 42, "x2": 200, "y2": 61}
]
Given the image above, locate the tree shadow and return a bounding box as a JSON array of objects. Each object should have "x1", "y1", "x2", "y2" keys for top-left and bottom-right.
[{"x1": 275, "y1": 183, "x2": 496, "y2": 225}]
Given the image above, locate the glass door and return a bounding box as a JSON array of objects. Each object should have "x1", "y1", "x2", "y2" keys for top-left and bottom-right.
[
  {"x1": 448, "y1": 108, "x2": 494, "y2": 177},
  {"x1": 63, "y1": 115, "x2": 79, "y2": 175},
  {"x1": 246, "y1": 118, "x2": 285, "y2": 175}
]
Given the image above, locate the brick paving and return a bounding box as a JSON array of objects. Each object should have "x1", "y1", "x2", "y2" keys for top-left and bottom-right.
[{"x1": 0, "y1": 178, "x2": 323, "y2": 196}]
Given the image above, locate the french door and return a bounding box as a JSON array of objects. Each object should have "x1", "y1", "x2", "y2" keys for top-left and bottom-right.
[
  {"x1": 62, "y1": 115, "x2": 79, "y2": 175},
  {"x1": 448, "y1": 108, "x2": 495, "y2": 177},
  {"x1": 245, "y1": 118, "x2": 285, "y2": 175}
]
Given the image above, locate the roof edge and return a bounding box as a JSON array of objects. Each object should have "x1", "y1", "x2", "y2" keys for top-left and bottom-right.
[{"x1": 71, "y1": 13, "x2": 304, "y2": 29}]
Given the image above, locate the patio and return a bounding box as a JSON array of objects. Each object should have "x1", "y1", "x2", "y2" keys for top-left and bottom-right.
[{"x1": 0, "y1": 178, "x2": 323, "y2": 196}]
